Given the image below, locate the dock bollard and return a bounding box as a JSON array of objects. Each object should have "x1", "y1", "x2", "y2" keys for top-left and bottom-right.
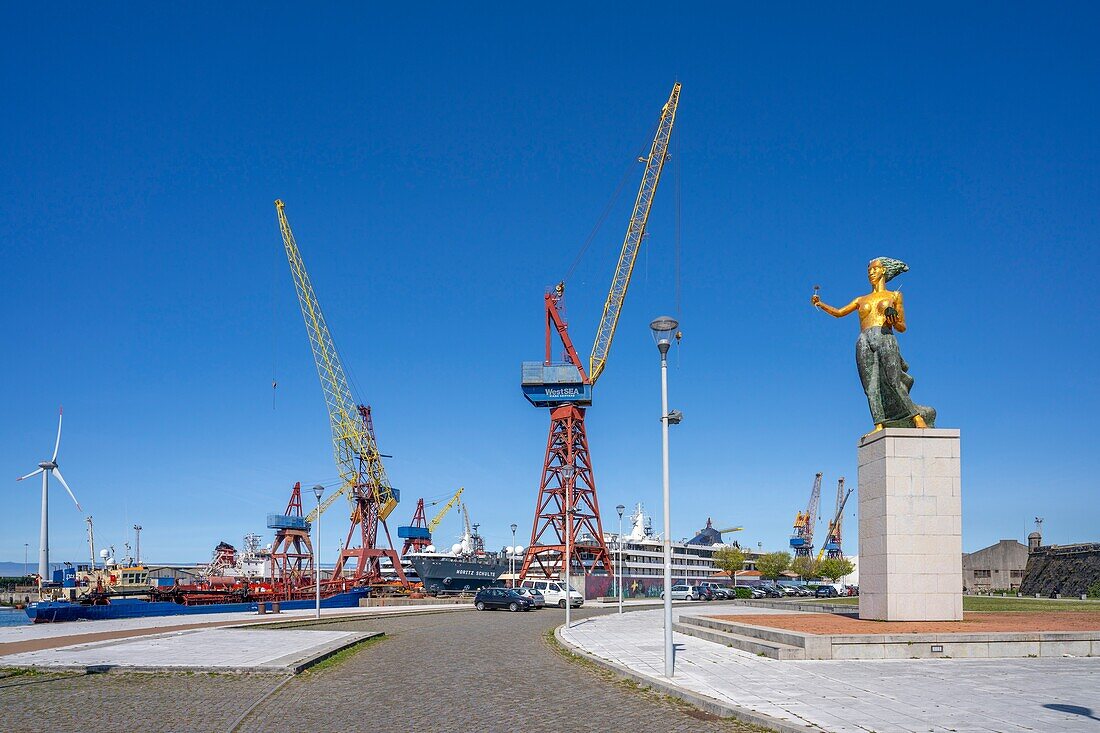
[
  {"x1": 258, "y1": 603, "x2": 268, "y2": 615},
  {"x1": 272, "y1": 601, "x2": 281, "y2": 614}
]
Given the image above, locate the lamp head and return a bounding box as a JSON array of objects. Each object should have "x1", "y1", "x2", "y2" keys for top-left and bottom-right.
[
  {"x1": 650, "y1": 316, "x2": 679, "y2": 355},
  {"x1": 312, "y1": 484, "x2": 325, "y2": 501},
  {"x1": 561, "y1": 465, "x2": 575, "y2": 480},
  {"x1": 616, "y1": 504, "x2": 625, "y2": 518},
  {"x1": 510, "y1": 523, "x2": 517, "y2": 533}
]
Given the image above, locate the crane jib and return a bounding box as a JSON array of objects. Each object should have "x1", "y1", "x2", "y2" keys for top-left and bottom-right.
[
  {"x1": 588, "y1": 82, "x2": 681, "y2": 386},
  {"x1": 276, "y1": 200, "x2": 399, "y2": 524}
]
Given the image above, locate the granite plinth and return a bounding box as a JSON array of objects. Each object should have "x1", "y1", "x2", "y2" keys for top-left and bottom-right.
[{"x1": 858, "y1": 427, "x2": 963, "y2": 621}]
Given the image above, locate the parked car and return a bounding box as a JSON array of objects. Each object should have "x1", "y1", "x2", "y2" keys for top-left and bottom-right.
[
  {"x1": 660, "y1": 584, "x2": 695, "y2": 601},
  {"x1": 701, "y1": 582, "x2": 733, "y2": 599},
  {"x1": 512, "y1": 587, "x2": 544, "y2": 608},
  {"x1": 692, "y1": 585, "x2": 715, "y2": 601},
  {"x1": 815, "y1": 585, "x2": 840, "y2": 598},
  {"x1": 749, "y1": 587, "x2": 766, "y2": 599},
  {"x1": 518, "y1": 578, "x2": 583, "y2": 608},
  {"x1": 475, "y1": 587, "x2": 534, "y2": 612},
  {"x1": 759, "y1": 585, "x2": 783, "y2": 598}
]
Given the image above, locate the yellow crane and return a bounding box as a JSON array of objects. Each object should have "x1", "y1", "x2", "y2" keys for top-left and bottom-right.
[
  {"x1": 427, "y1": 487, "x2": 464, "y2": 534},
  {"x1": 275, "y1": 200, "x2": 398, "y2": 524}
]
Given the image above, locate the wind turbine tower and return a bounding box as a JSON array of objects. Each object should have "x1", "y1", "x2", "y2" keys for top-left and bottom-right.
[{"x1": 16, "y1": 408, "x2": 83, "y2": 579}]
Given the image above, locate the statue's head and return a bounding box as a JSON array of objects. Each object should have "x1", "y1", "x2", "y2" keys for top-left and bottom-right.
[{"x1": 868, "y1": 257, "x2": 909, "y2": 286}]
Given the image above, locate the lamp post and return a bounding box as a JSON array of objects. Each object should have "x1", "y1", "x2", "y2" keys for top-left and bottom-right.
[
  {"x1": 510, "y1": 523, "x2": 518, "y2": 588},
  {"x1": 561, "y1": 464, "x2": 575, "y2": 629},
  {"x1": 312, "y1": 484, "x2": 324, "y2": 620},
  {"x1": 616, "y1": 504, "x2": 625, "y2": 614},
  {"x1": 24, "y1": 543, "x2": 29, "y2": 579},
  {"x1": 650, "y1": 315, "x2": 680, "y2": 677}
]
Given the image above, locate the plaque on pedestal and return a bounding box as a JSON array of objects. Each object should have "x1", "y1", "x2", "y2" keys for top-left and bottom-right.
[{"x1": 858, "y1": 428, "x2": 962, "y2": 621}]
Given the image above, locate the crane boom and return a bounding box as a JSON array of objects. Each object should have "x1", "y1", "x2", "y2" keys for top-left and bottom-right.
[
  {"x1": 276, "y1": 200, "x2": 398, "y2": 524},
  {"x1": 428, "y1": 487, "x2": 464, "y2": 533},
  {"x1": 588, "y1": 82, "x2": 681, "y2": 385}
]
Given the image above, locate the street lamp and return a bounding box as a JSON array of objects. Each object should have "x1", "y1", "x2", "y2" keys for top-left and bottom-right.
[
  {"x1": 312, "y1": 484, "x2": 324, "y2": 620},
  {"x1": 510, "y1": 523, "x2": 518, "y2": 588},
  {"x1": 616, "y1": 504, "x2": 626, "y2": 614},
  {"x1": 561, "y1": 464, "x2": 575, "y2": 629},
  {"x1": 24, "y1": 543, "x2": 29, "y2": 579},
  {"x1": 650, "y1": 315, "x2": 680, "y2": 677}
]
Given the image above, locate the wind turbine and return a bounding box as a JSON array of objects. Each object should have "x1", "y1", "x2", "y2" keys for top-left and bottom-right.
[{"x1": 16, "y1": 408, "x2": 83, "y2": 579}]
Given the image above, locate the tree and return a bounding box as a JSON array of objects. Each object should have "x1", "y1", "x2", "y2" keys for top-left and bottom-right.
[
  {"x1": 789, "y1": 555, "x2": 818, "y2": 580},
  {"x1": 817, "y1": 557, "x2": 855, "y2": 584},
  {"x1": 755, "y1": 551, "x2": 791, "y2": 581},
  {"x1": 713, "y1": 546, "x2": 746, "y2": 578}
]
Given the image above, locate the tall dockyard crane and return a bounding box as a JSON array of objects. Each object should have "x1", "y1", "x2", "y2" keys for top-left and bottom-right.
[
  {"x1": 519, "y1": 83, "x2": 681, "y2": 581},
  {"x1": 818, "y1": 477, "x2": 853, "y2": 562},
  {"x1": 276, "y1": 200, "x2": 406, "y2": 586},
  {"x1": 790, "y1": 472, "x2": 823, "y2": 558}
]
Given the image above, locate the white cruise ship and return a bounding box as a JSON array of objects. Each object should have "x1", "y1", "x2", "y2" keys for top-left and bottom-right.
[{"x1": 576, "y1": 504, "x2": 759, "y2": 599}]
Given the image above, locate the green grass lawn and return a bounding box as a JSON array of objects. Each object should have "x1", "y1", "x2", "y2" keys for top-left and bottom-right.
[{"x1": 804, "y1": 596, "x2": 1100, "y2": 612}]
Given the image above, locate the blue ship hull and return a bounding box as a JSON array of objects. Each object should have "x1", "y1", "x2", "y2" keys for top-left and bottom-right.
[{"x1": 26, "y1": 588, "x2": 371, "y2": 623}]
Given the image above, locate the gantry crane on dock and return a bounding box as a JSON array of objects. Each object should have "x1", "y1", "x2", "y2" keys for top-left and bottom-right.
[
  {"x1": 790, "y1": 472, "x2": 823, "y2": 558},
  {"x1": 519, "y1": 83, "x2": 681, "y2": 582},
  {"x1": 399, "y1": 487, "x2": 464, "y2": 554},
  {"x1": 276, "y1": 201, "x2": 407, "y2": 587},
  {"x1": 817, "y1": 477, "x2": 853, "y2": 562}
]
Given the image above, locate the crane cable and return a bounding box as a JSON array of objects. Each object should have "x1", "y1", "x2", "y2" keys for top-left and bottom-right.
[{"x1": 562, "y1": 127, "x2": 658, "y2": 285}]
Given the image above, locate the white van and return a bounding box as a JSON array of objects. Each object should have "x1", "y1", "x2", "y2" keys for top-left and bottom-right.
[{"x1": 519, "y1": 578, "x2": 583, "y2": 608}]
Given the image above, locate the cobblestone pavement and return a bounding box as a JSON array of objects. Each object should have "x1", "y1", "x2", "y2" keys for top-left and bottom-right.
[{"x1": 1, "y1": 607, "x2": 767, "y2": 733}]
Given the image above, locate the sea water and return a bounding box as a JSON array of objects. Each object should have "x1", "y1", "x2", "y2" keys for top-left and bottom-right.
[{"x1": 0, "y1": 608, "x2": 31, "y2": 627}]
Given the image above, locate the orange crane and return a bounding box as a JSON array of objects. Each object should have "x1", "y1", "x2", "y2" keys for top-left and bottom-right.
[{"x1": 790, "y1": 472, "x2": 822, "y2": 557}]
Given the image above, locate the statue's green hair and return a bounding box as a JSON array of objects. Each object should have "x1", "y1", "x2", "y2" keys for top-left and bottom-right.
[{"x1": 871, "y1": 257, "x2": 909, "y2": 283}]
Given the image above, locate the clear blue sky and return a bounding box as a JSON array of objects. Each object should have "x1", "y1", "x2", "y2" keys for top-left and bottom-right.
[{"x1": 2, "y1": 4, "x2": 1097, "y2": 566}]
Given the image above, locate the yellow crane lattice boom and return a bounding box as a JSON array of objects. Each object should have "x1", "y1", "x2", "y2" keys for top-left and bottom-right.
[
  {"x1": 275, "y1": 200, "x2": 398, "y2": 523},
  {"x1": 428, "y1": 487, "x2": 464, "y2": 534},
  {"x1": 588, "y1": 82, "x2": 681, "y2": 385}
]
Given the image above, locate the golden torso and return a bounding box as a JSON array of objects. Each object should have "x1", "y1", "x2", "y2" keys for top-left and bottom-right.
[{"x1": 856, "y1": 291, "x2": 901, "y2": 330}]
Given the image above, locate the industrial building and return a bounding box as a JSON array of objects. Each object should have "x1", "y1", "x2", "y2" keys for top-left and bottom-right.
[{"x1": 961, "y1": 539, "x2": 1028, "y2": 592}]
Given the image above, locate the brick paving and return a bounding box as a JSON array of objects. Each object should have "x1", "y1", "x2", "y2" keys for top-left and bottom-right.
[{"x1": 0, "y1": 607, "x2": 766, "y2": 733}]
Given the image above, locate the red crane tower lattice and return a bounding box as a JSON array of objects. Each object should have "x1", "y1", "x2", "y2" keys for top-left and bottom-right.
[
  {"x1": 268, "y1": 482, "x2": 315, "y2": 598},
  {"x1": 520, "y1": 403, "x2": 612, "y2": 579},
  {"x1": 401, "y1": 498, "x2": 430, "y2": 554}
]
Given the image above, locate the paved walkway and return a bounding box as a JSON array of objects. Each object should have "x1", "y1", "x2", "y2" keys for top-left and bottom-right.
[
  {"x1": 0, "y1": 627, "x2": 364, "y2": 673},
  {"x1": 561, "y1": 607, "x2": 1100, "y2": 733}
]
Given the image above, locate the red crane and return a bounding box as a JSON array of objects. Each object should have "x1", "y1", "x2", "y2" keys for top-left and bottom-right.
[{"x1": 519, "y1": 84, "x2": 681, "y2": 583}]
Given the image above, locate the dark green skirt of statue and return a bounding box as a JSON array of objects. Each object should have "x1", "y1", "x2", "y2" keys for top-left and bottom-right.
[{"x1": 855, "y1": 327, "x2": 936, "y2": 428}]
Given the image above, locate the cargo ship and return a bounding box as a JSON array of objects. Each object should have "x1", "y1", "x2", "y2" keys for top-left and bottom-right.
[{"x1": 25, "y1": 537, "x2": 369, "y2": 623}]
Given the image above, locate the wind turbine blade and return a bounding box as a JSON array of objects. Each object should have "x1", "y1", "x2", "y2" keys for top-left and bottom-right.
[
  {"x1": 51, "y1": 467, "x2": 82, "y2": 512},
  {"x1": 52, "y1": 407, "x2": 63, "y2": 462},
  {"x1": 17, "y1": 468, "x2": 45, "y2": 482}
]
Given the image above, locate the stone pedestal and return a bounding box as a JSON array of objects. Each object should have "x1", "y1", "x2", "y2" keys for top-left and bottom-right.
[{"x1": 858, "y1": 428, "x2": 962, "y2": 621}]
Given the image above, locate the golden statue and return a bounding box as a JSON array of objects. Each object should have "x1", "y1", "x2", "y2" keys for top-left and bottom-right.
[{"x1": 812, "y1": 257, "x2": 936, "y2": 432}]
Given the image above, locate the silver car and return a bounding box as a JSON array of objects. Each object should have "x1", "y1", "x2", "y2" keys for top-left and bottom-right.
[
  {"x1": 512, "y1": 587, "x2": 545, "y2": 608},
  {"x1": 660, "y1": 584, "x2": 696, "y2": 601}
]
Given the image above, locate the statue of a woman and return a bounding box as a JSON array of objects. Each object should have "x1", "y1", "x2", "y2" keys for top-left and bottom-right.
[{"x1": 812, "y1": 257, "x2": 936, "y2": 431}]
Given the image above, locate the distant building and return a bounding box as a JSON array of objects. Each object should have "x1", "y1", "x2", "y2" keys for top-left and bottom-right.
[{"x1": 962, "y1": 539, "x2": 1028, "y2": 592}]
